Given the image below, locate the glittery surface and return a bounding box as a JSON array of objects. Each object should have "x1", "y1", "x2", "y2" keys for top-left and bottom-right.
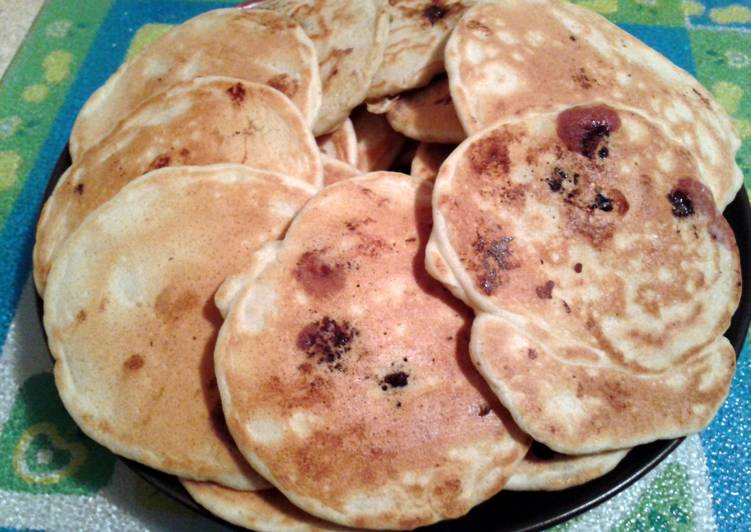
[{"x1": 701, "y1": 338, "x2": 751, "y2": 532}]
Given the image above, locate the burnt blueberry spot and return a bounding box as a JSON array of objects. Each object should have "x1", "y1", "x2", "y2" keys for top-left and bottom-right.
[
  {"x1": 592, "y1": 192, "x2": 613, "y2": 212},
  {"x1": 574, "y1": 263, "x2": 583, "y2": 273},
  {"x1": 598, "y1": 146, "x2": 609, "y2": 159},
  {"x1": 667, "y1": 190, "x2": 694, "y2": 218},
  {"x1": 149, "y1": 154, "x2": 171, "y2": 170},
  {"x1": 382, "y1": 371, "x2": 409, "y2": 389},
  {"x1": 227, "y1": 83, "x2": 246, "y2": 103},
  {"x1": 527, "y1": 349, "x2": 538, "y2": 360},
  {"x1": 473, "y1": 233, "x2": 521, "y2": 294},
  {"x1": 535, "y1": 281, "x2": 555, "y2": 299},
  {"x1": 295, "y1": 251, "x2": 345, "y2": 297},
  {"x1": 581, "y1": 124, "x2": 610, "y2": 159},
  {"x1": 557, "y1": 105, "x2": 622, "y2": 159},
  {"x1": 297, "y1": 317, "x2": 358, "y2": 371},
  {"x1": 74, "y1": 183, "x2": 85, "y2": 194},
  {"x1": 124, "y1": 354, "x2": 144, "y2": 371},
  {"x1": 548, "y1": 167, "x2": 567, "y2": 192},
  {"x1": 424, "y1": 3, "x2": 447, "y2": 24},
  {"x1": 478, "y1": 404, "x2": 492, "y2": 416}
]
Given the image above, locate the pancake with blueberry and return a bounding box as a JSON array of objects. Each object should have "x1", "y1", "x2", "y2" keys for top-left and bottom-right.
[
  {"x1": 429, "y1": 104, "x2": 740, "y2": 454},
  {"x1": 215, "y1": 172, "x2": 529, "y2": 529}
]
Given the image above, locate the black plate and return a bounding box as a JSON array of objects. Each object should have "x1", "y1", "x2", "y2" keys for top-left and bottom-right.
[{"x1": 39, "y1": 147, "x2": 751, "y2": 531}]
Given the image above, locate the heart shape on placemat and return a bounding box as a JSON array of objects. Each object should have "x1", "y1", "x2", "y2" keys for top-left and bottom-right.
[{"x1": 13, "y1": 422, "x2": 87, "y2": 485}]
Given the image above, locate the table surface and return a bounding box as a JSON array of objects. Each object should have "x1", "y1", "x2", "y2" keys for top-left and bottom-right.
[{"x1": 0, "y1": 1, "x2": 749, "y2": 531}]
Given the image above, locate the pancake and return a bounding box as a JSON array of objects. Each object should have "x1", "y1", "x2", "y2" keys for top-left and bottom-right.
[
  {"x1": 385, "y1": 76, "x2": 466, "y2": 144},
  {"x1": 429, "y1": 105, "x2": 740, "y2": 454},
  {"x1": 70, "y1": 8, "x2": 321, "y2": 160},
  {"x1": 316, "y1": 118, "x2": 358, "y2": 167},
  {"x1": 411, "y1": 142, "x2": 455, "y2": 181},
  {"x1": 367, "y1": 0, "x2": 474, "y2": 99},
  {"x1": 505, "y1": 444, "x2": 628, "y2": 491},
  {"x1": 34, "y1": 77, "x2": 321, "y2": 294},
  {"x1": 322, "y1": 156, "x2": 360, "y2": 186},
  {"x1": 44, "y1": 164, "x2": 315, "y2": 489},
  {"x1": 215, "y1": 173, "x2": 529, "y2": 529},
  {"x1": 255, "y1": 0, "x2": 389, "y2": 135},
  {"x1": 351, "y1": 107, "x2": 406, "y2": 172},
  {"x1": 182, "y1": 481, "x2": 348, "y2": 531},
  {"x1": 445, "y1": 0, "x2": 742, "y2": 208}
]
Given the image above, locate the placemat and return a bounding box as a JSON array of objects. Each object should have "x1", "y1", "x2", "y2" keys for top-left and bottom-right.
[{"x1": 0, "y1": 0, "x2": 749, "y2": 530}]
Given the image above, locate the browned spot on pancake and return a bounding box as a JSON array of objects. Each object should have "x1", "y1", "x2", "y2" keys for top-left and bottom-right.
[
  {"x1": 226, "y1": 82, "x2": 246, "y2": 104},
  {"x1": 345, "y1": 217, "x2": 376, "y2": 231},
  {"x1": 99, "y1": 298, "x2": 108, "y2": 312},
  {"x1": 267, "y1": 74, "x2": 299, "y2": 98},
  {"x1": 74, "y1": 183, "x2": 84, "y2": 195},
  {"x1": 557, "y1": 105, "x2": 621, "y2": 159},
  {"x1": 574, "y1": 263, "x2": 583, "y2": 273},
  {"x1": 154, "y1": 287, "x2": 200, "y2": 322},
  {"x1": 295, "y1": 251, "x2": 346, "y2": 297},
  {"x1": 472, "y1": 232, "x2": 521, "y2": 294},
  {"x1": 124, "y1": 354, "x2": 144, "y2": 371},
  {"x1": 691, "y1": 87, "x2": 712, "y2": 109},
  {"x1": 466, "y1": 19, "x2": 491, "y2": 35},
  {"x1": 536, "y1": 280, "x2": 555, "y2": 299},
  {"x1": 75, "y1": 309, "x2": 87, "y2": 322},
  {"x1": 297, "y1": 317, "x2": 359, "y2": 371},
  {"x1": 572, "y1": 67, "x2": 595, "y2": 90},
  {"x1": 527, "y1": 348, "x2": 538, "y2": 360},
  {"x1": 433, "y1": 478, "x2": 462, "y2": 501},
  {"x1": 148, "y1": 154, "x2": 171, "y2": 171},
  {"x1": 566, "y1": 207, "x2": 615, "y2": 247},
  {"x1": 468, "y1": 131, "x2": 510, "y2": 177}
]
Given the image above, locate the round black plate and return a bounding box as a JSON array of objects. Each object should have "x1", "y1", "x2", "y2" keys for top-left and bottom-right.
[{"x1": 38, "y1": 147, "x2": 751, "y2": 531}]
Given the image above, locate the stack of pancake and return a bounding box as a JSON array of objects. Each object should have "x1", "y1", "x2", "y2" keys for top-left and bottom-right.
[{"x1": 34, "y1": 1, "x2": 743, "y2": 530}]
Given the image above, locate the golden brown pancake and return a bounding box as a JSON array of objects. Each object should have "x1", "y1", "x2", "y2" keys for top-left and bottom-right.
[
  {"x1": 429, "y1": 105, "x2": 740, "y2": 454},
  {"x1": 322, "y1": 156, "x2": 361, "y2": 186},
  {"x1": 445, "y1": 0, "x2": 742, "y2": 208},
  {"x1": 34, "y1": 77, "x2": 321, "y2": 294},
  {"x1": 384, "y1": 76, "x2": 466, "y2": 143},
  {"x1": 411, "y1": 142, "x2": 455, "y2": 181},
  {"x1": 505, "y1": 444, "x2": 628, "y2": 491},
  {"x1": 215, "y1": 173, "x2": 529, "y2": 529},
  {"x1": 182, "y1": 481, "x2": 349, "y2": 531},
  {"x1": 70, "y1": 8, "x2": 321, "y2": 159},
  {"x1": 44, "y1": 164, "x2": 315, "y2": 489},
  {"x1": 255, "y1": 0, "x2": 389, "y2": 135},
  {"x1": 367, "y1": 0, "x2": 475, "y2": 99},
  {"x1": 316, "y1": 118, "x2": 358, "y2": 167},
  {"x1": 351, "y1": 107, "x2": 406, "y2": 172}
]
